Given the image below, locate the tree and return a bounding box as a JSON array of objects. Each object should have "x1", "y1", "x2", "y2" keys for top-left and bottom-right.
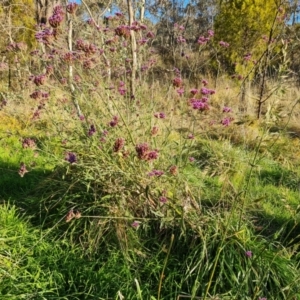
[{"x1": 213, "y1": 0, "x2": 286, "y2": 75}]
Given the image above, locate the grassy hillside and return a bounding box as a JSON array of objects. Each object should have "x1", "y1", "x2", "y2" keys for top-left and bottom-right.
[{"x1": 1, "y1": 76, "x2": 300, "y2": 299}]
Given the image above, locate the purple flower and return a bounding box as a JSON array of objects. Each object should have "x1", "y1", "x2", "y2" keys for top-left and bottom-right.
[
  {"x1": 65, "y1": 152, "x2": 77, "y2": 164},
  {"x1": 48, "y1": 7, "x2": 64, "y2": 28},
  {"x1": 219, "y1": 41, "x2": 230, "y2": 48},
  {"x1": 188, "y1": 133, "x2": 194, "y2": 139},
  {"x1": 138, "y1": 38, "x2": 149, "y2": 45},
  {"x1": 146, "y1": 31, "x2": 155, "y2": 38},
  {"x1": 202, "y1": 79, "x2": 208, "y2": 86},
  {"x1": 18, "y1": 162, "x2": 29, "y2": 177},
  {"x1": 148, "y1": 169, "x2": 164, "y2": 177},
  {"x1": 245, "y1": 250, "x2": 252, "y2": 258},
  {"x1": 207, "y1": 29, "x2": 214, "y2": 37},
  {"x1": 159, "y1": 112, "x2": 166, "y2": 119},
  {"x1": 176, "y1": 88, "x2": 184, "y2": 96},
  {"x1": 221, "y1": 117, "x2": 233, "y2": 127},
  {"x1": 197, "y1": 36, "x2": 209, "y2": 45},
  {"x1": 173, "y1": 77, "x2": 183, "y2": 87},
  {"x1": 118, "y1": 86, "x2": 126, "y2": 96},
  {"x1": 159, "y1": 196, "x2": 167, "y2": 203},
  {"x1": 30, "y1": 90, "x2": 42, "y2": 100},
  {"x1": 88, "y1": 124, "x2": 96, "y2": 136},
  {"x1": 146, "y1": 150, "x2": 159, "y2": 160},
  {"x1": 222, "y1": 106, "x2": 232, "y2": 113},
  {"x1": 33, "y1": 74, "x2": 47, "y2": 86},
  {"x1": 190, "y1": 99, "x2": 209, "y2": 111},
  {"x1": 109, "y1": 116, "x2": 119, "y2": 127},
  {"x1": 113, "y1": 138, "x2": 125, "y2": 152},
  {"x1": 190, "y1": 88, "x2": 198, "y2": 96},
  {"x1": 177, "y1": 36, "x2": 186, "y2": 43},
  {"x1": 131, "y1": 220, "x2": 140, "y2": 228},
  {"x1": 22, "y1": 138, "x2": 36, "y2": 149},
  {"x1": 244, "y1": 53, "x2": 252, "y2": 61},
  {"x1": 200, "y1": 87, "x2": 209, "y2": 95},
  {"x1": 115, "y1": 25, "x2": 130, "y2": 39},
  {"x1": 136, "y1": 143, "x2": 150, "y2": 159},
  {"x1": 189, "y1": 157, "x2": 195, "y2": 162},
  {"x1": 200, "y1": 87, "x2": 215, "y2": 95},
  {"x1": 66, "y1": 2, "x2": 78, "y2": 14},
  {"x1": 154, "y1": 112, "x2": 166, "y2": 119},
  {"x1": 259, "y1": 298, "x2": 267, "y2": 300}
]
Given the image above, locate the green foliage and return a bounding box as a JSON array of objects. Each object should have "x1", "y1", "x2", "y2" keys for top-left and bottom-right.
[
  {"x1": 214, "y1": 0, "x2": 284, "y2": 74},
  {"x1": 2, "y1": 0, "x2": 36, "y2": 47}
]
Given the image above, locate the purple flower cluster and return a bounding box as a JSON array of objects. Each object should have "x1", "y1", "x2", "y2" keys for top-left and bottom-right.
[
  {"x1": 159, "y1": 196, "x2": 167, "y2": 203},
  {"x1": 65, "y1": 152, "x2": 77, "y2": 164},
  {"x1": 134, "y1": 22, "x2": 147, "y2": 31},
  {"x1": 6, "y1": 42, "x2": 27, "y2": 52},
  {"x1": 88, "y1": 124, "x2": 96, "y2": 136},
  {"x1": 131, "y1": 220, "x2": 140, "y2": 228},
  {"x1": 30, "y1": 90, "x2": 49, "y2": 100},
  {"x1": 138, "y1": 38, "x2": 149, "y2": 45},
  {"x1": 200, "y1": 87, "x2": 215, "y2": 95},
  {"x1": 66, "y1": 2, "x2": 78, "y2": 14},
  {"x1": 35, "y1": 27, "x2": 55, "y2": 44},
  {"x1": 174, "y1": 23, "x2": 185, "y2": 31},
  {"x1": 190, "y1": 88, "x2": 198, "y2": 96},
  {"x1": 219, "y1": 41, "x2": 230, "y2": 48},
  {"x1": 109, "y1": 116, "x2": 119, "y2": 127},
  {"x1": 32, "y1": 74, "x2": 47, "y2": 86},
  {"x1": 75, "y1": 39, "x2": 98, "y2": 56},
  {"x1": 154, "y1": 112, "x2": 166, "y2": 119},
  {"x1": 222, "y1": 106, "x2": 232, "y2": 113},
  {"x1": 202, "y1": 79, "x2": 208, "y2": 86},
  {"x1": 135, "y1": 143, "x2": 159, "y2": 161},
  {"x1": 190, "y1": 98, "x2": 209, "y2": 111},
  {"x1": 244, "y1": 53, "x2": 252, "y2": 61},
  {"x1": 245, "y1": 250, "x2": 252, "y2": 258},
  {"x1": 118, "y1": 81, "x2": 126, "y2": 95},
  {"x1": 22, "y1": 138, "x2": 36, "y2": 149},
  {"x1": 115, "y1": 25, "x2": 131, "y2": 39},
  {"x1": 113, "y1": 138, "x2": 125, "y2": 152},
  {"x1": 221, "y1": 117, "x2": 233, "y2": 127},
  {"x1": 146, "y1": 31, "x2": 155, "y2": 38},
  {"x1": 197, "y1": 29, "x2": 214, "y2": 45},
  {"x1": 49, "y1": 5, "x2": 64, "y2": 28},
  {"x1": 148, "y1": 169, "x2": 164, "y2": 177},
  {"x1": 176, "y1": 88, "x2": 184, "y2": 96},
  {"x1": 177, "y1": 36, "x2": 186, "y2": 43},
  {"x1": 18, "y1": 162, "x2": 29, "y2": 177},
  {"x1": 173, "y1": 77, "x2": 183, "y2": 87}
]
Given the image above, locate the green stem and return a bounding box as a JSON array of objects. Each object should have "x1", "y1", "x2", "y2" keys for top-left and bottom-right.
[{"x1": 158, "y1": 234, "x2": 174, "y2": 300}]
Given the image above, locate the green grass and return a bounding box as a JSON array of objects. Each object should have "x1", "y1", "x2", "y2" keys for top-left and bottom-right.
[{"x1": 1, "y1": 83, "x2": 300, "y2": 299}]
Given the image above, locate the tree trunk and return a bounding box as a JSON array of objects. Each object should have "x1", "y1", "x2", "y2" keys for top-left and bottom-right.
[{"x1": 127, "y1": 0, "x2": 137, "y2": 99}]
